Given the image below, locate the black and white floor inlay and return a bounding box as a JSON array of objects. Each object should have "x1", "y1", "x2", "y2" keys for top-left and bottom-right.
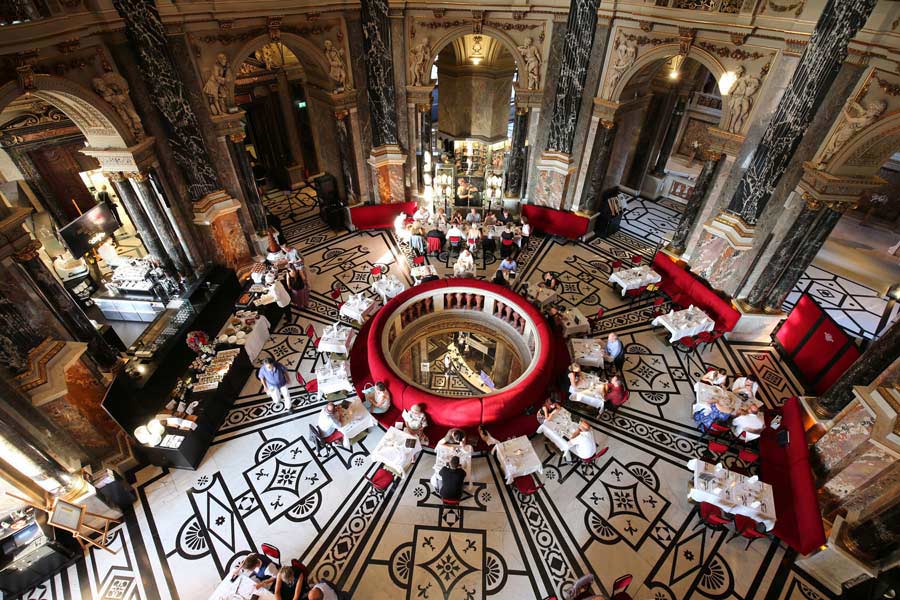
[{"x1": 24, "y1": 189, "x2": 841, "y2": 600}]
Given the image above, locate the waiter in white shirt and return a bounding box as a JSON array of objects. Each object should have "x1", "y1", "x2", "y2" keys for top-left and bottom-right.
[
  {"x1": 732, "y1": 405, "x2": 765, "y2": 441},
  {"x1": 568, "y1": 420, "x2": 598, "y2": 461},
  {"x1": 731, "y1": 375, "x2": 760, "y2": 400}
]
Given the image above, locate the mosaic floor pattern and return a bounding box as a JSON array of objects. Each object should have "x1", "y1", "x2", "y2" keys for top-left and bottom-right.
[{"x1": 23, "y1": 189, "x2": 841, "y2": 600}]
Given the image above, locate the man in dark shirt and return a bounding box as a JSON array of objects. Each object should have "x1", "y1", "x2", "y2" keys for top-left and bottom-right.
[{"x1": 438, "y1": 456, "x2": 465, "y2": 501}]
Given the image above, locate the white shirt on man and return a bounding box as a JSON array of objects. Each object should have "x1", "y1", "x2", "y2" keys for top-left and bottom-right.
[
  {"x1": 446, "y1": 225, "x2": 464, "y2": 240},
  {"x1": 732, "y1": 413, "x2": 765, "y2": 441},
  {"x1": 317, "y1": 409, "x2": 339, "y2": 437},
  {"x1": 311, "y1": 582, "x2": 339, "y2": 600},
  {"x1": 569, "y1": 429, "x2": 597, "y2": 460}
]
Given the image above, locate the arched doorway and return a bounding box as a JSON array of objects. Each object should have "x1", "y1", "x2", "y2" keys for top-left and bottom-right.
[
  {"x1": 605, "y1": 54, "x2": 723, "y2": 202},
  {"x1": 227, "y1": 34, "x2": 349, "y2": 197},
  {"x1": 423, "y1": 32, "x2": 520, "y2": 216}
]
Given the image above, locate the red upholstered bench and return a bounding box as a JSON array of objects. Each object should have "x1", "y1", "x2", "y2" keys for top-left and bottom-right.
[
  {"x1": 651, "y1": 252, "x2": 740, "y2": 332},
  {"x1": 759, "y1": 397, "x2": 826, "y2": 555},
  {"x1": 349, "y1": 201, "x2": 418, "y2": 230},
  {"x1": 521, "y1": 205, "x2": 590, "y2": 240}
]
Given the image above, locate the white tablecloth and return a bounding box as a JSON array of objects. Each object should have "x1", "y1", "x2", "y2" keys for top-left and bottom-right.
[
  {"x1": 372, "y1": 276, "x2": 407, "y2": 304},
  {"x1": 560, "y1": 307, "x2": 590, "y2": 337},
  {"x1": 340, "y1": 293, "x2": 376, "y2": 322},
  {"x1": 336, "y1": 398, "x2": 377, "y2": 449},
  {"x1": 608, "y1": 265, "x2": 662, "y2": 296},
  {"x1": 569, "y1": 373, "x2": 606, "y2": 409},
  {"x1": 537, "y1": 408, "x2": 581, "y2": 460},
  {"x1": 569, "y1": 338, "x2": 605, "y2": 369},
  {"x1": 533, "y1": 286, "x2": 558, "y2": 307},
  {"x1": 687, "y1": 459, "x2": 777, "y2": 531},
  {"x1": 651, "y1": 306, "x2": 715, "y2": 342},
  {"x1": 207, "y1": 575, "x2": 276, "y2": 600},
  {"x1": 318, "y1": 323, "x2": 355, "y2": 355},
  {"x1": 371, "y1": 427, "x2": 422, "y2": 477},
  {"x1": 494, "y1": 436, "x2": 542, "y2": 485},
  {"x1": 216, "y1": 314, "x2": 271, "y2": 363},
  {"x1": 315, "y1": 361, "x2": 354, "y2": 398},
  {"x1": 411, "y1": 265, "x2": 437, "y2": 283}
]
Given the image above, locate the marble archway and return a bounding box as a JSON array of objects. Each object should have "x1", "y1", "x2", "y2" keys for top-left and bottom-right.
[
  {"x1": 0, "y1": 74, "x2": 135, "y2": 149},
  {"x1": 422, "y1": 26, "x2": 530, "y2": 92},
  {"x1": 608, "y1": 44, "x2": 726, "y2": 105}
]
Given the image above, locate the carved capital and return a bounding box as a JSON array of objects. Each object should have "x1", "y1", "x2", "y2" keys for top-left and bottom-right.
[
  {"x1": 102, "y1": 171, "x2": 126, "y2": 183},
  {"x1": 127, "y1": 171, "x2": 150, "y2": 182},
  {"x1": 515, "y1": 106, "x2": 529, "y2": 116},
  {"x1": 13, "y1": 240, "x2": 43, "y2": 262},
  {"x1": 334, "y1": 109, "x2": 350, "y2": 121},
  {"x1": 414, "y1": 104, "x2": 430, "y2": 114},
  {"x1": 802, "y1": 192, "x2": 823, "y2": 211},
  {"x1": 600, "y1": 119, "x2": 615, "y2": 130},
  {"x1": 229, "y1": 132, "x2": 246, "y2": 143},
  {"x1": 267, "y1": 16, "x2": 283, "y2": 41}
]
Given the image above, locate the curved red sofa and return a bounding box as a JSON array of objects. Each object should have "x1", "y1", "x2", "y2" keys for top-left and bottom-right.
[
  {"x1": 652, "y1": 251, "x2": 740, "y2": 331},
  {"x1": 522, "y1": 204, "x2": 591, "y2": 240},
  {"x1": 349, "y1": 201, "x2": 418, "y2": 230},
  {"x1": 359, "y1": 278, "x2": 554, "y2": 429},
  {"x1": 759, "y1": 397, "x2": 826, "y2": 555}
]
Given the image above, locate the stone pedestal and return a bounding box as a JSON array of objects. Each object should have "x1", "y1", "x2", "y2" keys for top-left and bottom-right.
[
  {"x1": 15, "y1": 340, "x2": 121, "y2": 464},
  {"x1": 533, "y1": 151, "x2": 576, "y2": 209},
  {"x1": 368, "y1": 144, "x2": 406, "y2": 204},
  {"x1": 796, "y1": 516, "x2": 875, "y2": 594},
  {"x1": 193, "y1": 191, "x2": 252, "y2": 271},
  {"x1": 725, "y1": 300, "x2": 786, "y2": 343}
]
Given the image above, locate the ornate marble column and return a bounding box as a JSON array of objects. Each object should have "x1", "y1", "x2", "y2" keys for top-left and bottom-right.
[
  {"x1": 813, "y1": 319, "x2": 900, "y2": 417},
  {"x1": 128, "y1": 172, "x2": 192, "y2": 276},
  {"x1": 651, "y1": 96, "x2": 687, "y2": 176},
  {"x1": 106, "y1": 171, "x2": 174, "y2": 274},
  {"x1": 505, "y1": 108, "x2": 530, "y2": 198},
  {"x1": 361, "y1": 0, "x2": 405, "y2": 203},
  {"x1": 532, "y1": 0, "x2": 601, "y2": 208},
  {"x1": 111, "y1": 0, "x2": 219, "y2": 201},
  {"x1": 669, "y1": 151, "x2": 724, "y2": 253},
  {"x1": 418, "y1": 103, "x2": 432, "y2": 167},
  {"x1": 112, "y1": 0, "x2": 252, "y2": 270},
  {"x1": 335, "y1": 109, "x2": 359, "y2": 204},
  {"x1": 224, "y1": 129, "x2": 267, "y2": 234},
  {"x1": 744, "y1": 196, "x2": 842, "y2": 308},
  {"x1": 13, "y1": 242, "x2": 120, "y2": 369},
  {"x1": 580, "y1": 119, "x2": 617, "y2": 211},
  {"x1": 724, "y1": 0, "x2": 877, "y2": 225}
]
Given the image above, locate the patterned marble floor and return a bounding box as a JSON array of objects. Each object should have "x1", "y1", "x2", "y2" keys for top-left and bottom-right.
[{"x1": 23, "y1": 189, "x2": 839, "y2": 600}]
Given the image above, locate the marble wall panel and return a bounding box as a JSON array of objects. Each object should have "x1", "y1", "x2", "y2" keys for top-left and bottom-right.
[{"x1": 813, "y1": 402, "x2": 875, "y2": 475}]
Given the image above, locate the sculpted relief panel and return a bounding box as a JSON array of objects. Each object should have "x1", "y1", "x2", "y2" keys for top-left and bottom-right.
[{"x1": 814, "y1": 69, "x2": 900, "y2": 177}]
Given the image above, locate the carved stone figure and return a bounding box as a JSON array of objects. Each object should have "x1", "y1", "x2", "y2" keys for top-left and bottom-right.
[
  {"x1": 324, "y1": 40, "x2": 349, "y2": 92},
  {"x1": 609, "y1": 37, "x2": 637, "y2": 93},
  {"x1": 92, "y1": 71, "x2": 145, "y2": 140},
  {"x1": 203, "y1": 52, "x2": 229, "y2": 116},
  {"x1": 517, "y1": 37, "x2": 542, "y2": 90},
  {"x1": 818, "y1": 99, "x2": 887, "y2": 165},
  {"x1": 408, "y1": 37, "x2": 432, "y2": 87},
  {"x1": 725, "y1": 66, "x2": 761, "y2": 134}
]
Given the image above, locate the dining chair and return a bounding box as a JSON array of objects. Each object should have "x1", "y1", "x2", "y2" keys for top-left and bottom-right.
[
  {"x1": 729, "y1": 515, "x2": 768, "y2": 550},
  {"x1": 692, "y1": 502, "x2": 732, "y2": 530}
]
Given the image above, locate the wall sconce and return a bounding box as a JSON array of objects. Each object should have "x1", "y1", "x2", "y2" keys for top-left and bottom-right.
[{"x1": 718, "y1": 70, "x2": 738, "y2": 95}]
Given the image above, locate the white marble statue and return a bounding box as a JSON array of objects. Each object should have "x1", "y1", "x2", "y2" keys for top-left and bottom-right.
[
  {"x1": 92, "y1": 71, "x2": 145, "y2": 140},
  {"x1": 203, "y1": 52, "x2": 229, "y2": 116},
  {"x1": 518, "y1": 37, "x2": 542, "y2": 90},
  {"x1": 609, "y1": 37, "x2": 637, "y2": 93},
  {"x1": 818, "y1": 99, "x2": 887, "y2": 165},
  {"x1": 409, "y1": 37, "x2": 432, "y2": 86},
  {"x1": 725, "y1": 66, "x2": 761, "y2": 134},
  {"x1": 324, "y1": 40, "x2": 349, "y2": 92}
]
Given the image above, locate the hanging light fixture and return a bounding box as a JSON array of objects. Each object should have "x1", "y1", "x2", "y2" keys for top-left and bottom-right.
[{"x1": 471, "y1": 35, "x2": 484, "y2": 65}]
